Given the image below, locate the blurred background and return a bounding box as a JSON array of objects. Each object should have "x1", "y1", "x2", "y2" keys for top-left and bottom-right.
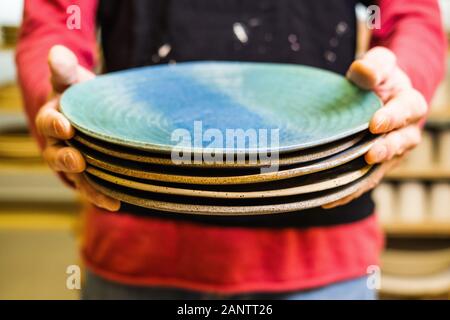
[{"x1": 0, "y1": 0, "x2": 449, "y2": 299}]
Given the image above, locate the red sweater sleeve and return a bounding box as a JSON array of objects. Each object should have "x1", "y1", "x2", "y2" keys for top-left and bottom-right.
[
  {"x1": 371, "y1": 0, "x2": 448, "y2": 103},
  {"x1": 16, "y1": 0, "x2": 98, "y2": 146}
]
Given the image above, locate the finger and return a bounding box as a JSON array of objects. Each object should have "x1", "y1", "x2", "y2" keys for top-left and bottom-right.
[
  {"x1": 365, "y1": 125, "x2": 422, "y2": 164},
  {"x1": 322, "y1": 194, "x2": 358, "y2": 209},
  {"x1": 323, "y1": 182, "x2": 371, "y2": 208},
  {"x1": 48, "y1": 45, "x2": 80, "y2": 93},
  {"x1": 43, "y1": 145, "x2": 86, "y2": 173},
  {"x1": 347, "y1": 46, "x2": 397, "y2": 90},
  {"x1": 323, "y1": 181, "x2": 372, "y2": 209},
  {"x1": 77, "y1": 65, "x2": 96, "y2": 82},
  {"x1": 68, "y1": 173, "x2": 120, "y2": 211},
  {"x1": 36, "y1": 101, "x2": 74, "y2": 140},
  {"x1": 369, "y1": 89, "x2": 427, "y2": 134},
  {"x1": 373, "y1": 67, "x2": 412, "y2": 103}
]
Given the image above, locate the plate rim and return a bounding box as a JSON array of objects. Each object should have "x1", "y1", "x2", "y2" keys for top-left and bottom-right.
[
  {"x1": 70, "y1": 131, "x2": 367, "y2": 168},
  {"x1": 85, "y1": 164, "x2": 372, "y2": 199},
  {"x1": 84, "y1": 167, "x2": 378, "y2": 216},
  {"x1": 81, "y1": 136, "x2": 379, "y2": 185},
  {"x1": 67, "y1": 120, "x2": 371, "y2": 155}
]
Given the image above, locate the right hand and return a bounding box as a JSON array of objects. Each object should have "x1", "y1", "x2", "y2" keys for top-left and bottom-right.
[{"x1": 36, "y1": 45, "x2": 120, "y2": 211}]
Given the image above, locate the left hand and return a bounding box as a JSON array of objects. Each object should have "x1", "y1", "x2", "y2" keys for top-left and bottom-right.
[{"x1": 323, "y1": 47, "x2": 427, "y2": 209}]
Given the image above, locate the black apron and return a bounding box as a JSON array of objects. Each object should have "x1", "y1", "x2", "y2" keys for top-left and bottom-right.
[{"x1": 97, "y1": 0, "x2": 375, "y2": 228}]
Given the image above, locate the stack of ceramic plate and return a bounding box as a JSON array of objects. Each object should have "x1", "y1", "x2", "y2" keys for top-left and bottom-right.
[{"x1": 61, "y1": 62, "x2": 382, "y2": 215}]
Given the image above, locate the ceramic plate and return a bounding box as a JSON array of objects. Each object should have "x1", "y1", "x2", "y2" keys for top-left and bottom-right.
[
  {"x1": 61, "y1": 62, "x2": 381, "y2": 154},
  {"x1": 84, "y1": 167, "x2": 378, "y2": 215},
  {"x1": 85, "y1": 160, "x2": 372, "y2": 199},
  {"x1": 72, "y1": 130, "x2": 367, "y2": 168},
  {"x1": 78, "y1": 135, "x2": 378, "y2": 185}
]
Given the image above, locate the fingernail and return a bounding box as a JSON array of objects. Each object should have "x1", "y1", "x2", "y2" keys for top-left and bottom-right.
[
  {"x1": 374, "y1": 115, "x2": 390, "y2": 132},
  {"x1": 109, "y1": 201, "x2": 121, "y2": 211},
  {"x1": 53, "y1": 119, "x2": 68, "y2": 136},
  {"x1": 52, "y1": 119, "x2": 62, "y2": 136},
  {"x1": 63, "y1": 152, "x2": 76, "y2": 171},
  {"x1": 104, "y1": 200, "x2": 120, "y2": 212}
]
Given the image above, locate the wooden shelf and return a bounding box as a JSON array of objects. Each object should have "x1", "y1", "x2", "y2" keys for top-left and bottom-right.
[
  {"x1": 386, "y1": 167, "x2": 450, "y2": 180},
  {"x1": 0, "y1": 212, "x2": 77, "y2": 231},
  {"x1": 380, "y1": 271, "x2": 450, "y2": 298},
  {"x1": 0, "y1": 84, "x2": 22, "y2": 111},
  {"x1": 427, "y1": 109, "x2": 450, "y2": 128},
  {"x1": 383, "y1": 220, "x2": 450, "y2": 237}
]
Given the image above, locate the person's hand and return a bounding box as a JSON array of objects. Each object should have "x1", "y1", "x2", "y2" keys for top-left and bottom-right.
[
  {"x1": 323, "y1": 47, "x2": 427, "y2": 209},
  {"x1": 36, "y1": 45, "x2": 120, "y2": 211}
]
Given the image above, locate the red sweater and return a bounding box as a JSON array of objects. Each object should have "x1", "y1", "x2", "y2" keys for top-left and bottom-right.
[{"x1": 16, "y1": 0, "x2": 446, "y2": 293}]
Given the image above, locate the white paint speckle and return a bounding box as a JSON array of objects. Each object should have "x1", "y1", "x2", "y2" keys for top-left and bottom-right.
[
  {"x1": 288, "y1": 34, "x2": 298, "y2": 43},
  {"x1": 291, "y1": 43, "x2": 301, "y2": 52},
  {"x1": 158, "y1": 44, "x2": 171, "y2": 58},
  {"x1": 336, "y1": 21, "x2": 348, "y2": 35},
  {"x1": 324, "y1": 50, "x2": 337, "y2": 63},
  {"x1": 233, "y1": 22, "x2": 249, "y2": 43}
]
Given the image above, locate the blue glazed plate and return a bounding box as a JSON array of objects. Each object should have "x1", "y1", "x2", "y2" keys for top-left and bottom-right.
[{"x1": 61, "y1": 62, "x2": 381, "y2": 154}]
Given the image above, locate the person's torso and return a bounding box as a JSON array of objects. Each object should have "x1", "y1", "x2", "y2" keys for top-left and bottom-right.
[{"x1": 96, "y1": 0, "x2": 374, "y2": 228}]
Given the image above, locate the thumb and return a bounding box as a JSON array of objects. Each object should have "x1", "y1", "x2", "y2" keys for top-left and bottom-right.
[
  {"x1": 346, "y1": 46, "x2": 397, "y2": 90},
  {"x1": 48, "y1": 45, "x2": 79, "y2": 93},
  {"x1": 48, "y1": 45, "x2": 95, "y2": 94}
]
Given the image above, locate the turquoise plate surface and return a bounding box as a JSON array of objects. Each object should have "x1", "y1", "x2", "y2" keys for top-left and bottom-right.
[{"x1": 61, "y1": 62, "x2": 381, "y2": 154}]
